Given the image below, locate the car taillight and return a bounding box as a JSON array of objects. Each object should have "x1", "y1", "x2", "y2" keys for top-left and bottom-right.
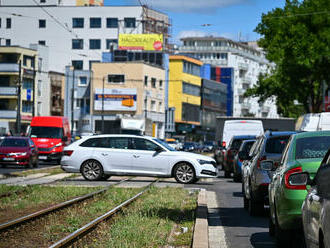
[
  {"x1": 64, "y1": 150, "x2": 74, "y2": 156},
  {"x1": 284, "y1": 167, "x2": 306, "y2": 190},
  {"x1": 256, "y1": 156, "x2": 266, "y2": 169},
  {"x1": 222, "y1": 141, "x2": 226, "y2": 147}
]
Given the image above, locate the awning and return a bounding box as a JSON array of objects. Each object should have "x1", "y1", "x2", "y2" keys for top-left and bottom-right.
[{"x1": 121, "y1": 118, "x2": 145, "y2": 131}]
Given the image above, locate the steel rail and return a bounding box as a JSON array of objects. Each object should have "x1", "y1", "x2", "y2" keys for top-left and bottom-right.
[
  {"x1": 49, "y1": 179, "x2": 157, "y2": 248},
  {"x1": 0, "y1": 178, "x2": 130, "y2": 232}
]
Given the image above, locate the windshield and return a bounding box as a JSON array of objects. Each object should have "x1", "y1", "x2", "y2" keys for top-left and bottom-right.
[
  {"x1": 0, "y1": 138, "x2": 28, "y2": 147},
  {"x1": 153, "y1": 138, "x2": 176, "y2": 151},
  {"x1": 295, "y1": 136, "x2": 330, "y2": 159},
  {"x1": 265, "y1": 136, "x2": 290, "y2": 154},
  {"x1": 30, "y1": 126, "x2": 63, "y2": 139}
]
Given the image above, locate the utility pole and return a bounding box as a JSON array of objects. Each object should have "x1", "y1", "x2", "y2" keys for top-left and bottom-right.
[
  {"x1": 16, "y1": 61, "x2": 22, "y2": 135},
  {"x1": 101, "y1": 76, "x2": 105, "y2": 134},
  {"x1": 32, "y1": 55, "x2": 36, "y2": 117},
  {"x1": 71, "y1": 70, "x2": 75, "y2": 135}
]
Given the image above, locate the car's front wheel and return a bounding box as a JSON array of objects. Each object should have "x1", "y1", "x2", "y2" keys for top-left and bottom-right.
[
  {"x1": 81, "y1": 160, "x2": 104, "y2": 181},
  {"x1": 174, "y1": 163, "x2": 196, "y2": 184}
]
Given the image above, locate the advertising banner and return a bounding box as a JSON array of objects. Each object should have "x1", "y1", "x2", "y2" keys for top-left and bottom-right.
[
  {"x1": 94, "y1": 88, "x2": 137, "y2": 111},
  {"x1": 119, "y1": 34, "x2": 163, "y2": 51}
]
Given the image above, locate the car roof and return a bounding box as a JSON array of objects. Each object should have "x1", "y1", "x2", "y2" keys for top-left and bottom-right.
[
  {"x1": 293, "y1": 130, "x2": 330, "y2": 139},
  {"x1": 264, "y1": 131, "x2": 296, "y2": 138},
  {"x1": 232, "y1": 135, "x2": 256, "y2": 139}
]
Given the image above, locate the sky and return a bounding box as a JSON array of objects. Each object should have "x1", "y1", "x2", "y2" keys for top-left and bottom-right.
[{"x1": 104, "y1": 0, "x2": 286, "y2": 44}]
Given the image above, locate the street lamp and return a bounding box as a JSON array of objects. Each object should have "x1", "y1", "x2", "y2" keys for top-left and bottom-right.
[{"x1": 101, "y1": 76, "x2": 105, "y2": 134}]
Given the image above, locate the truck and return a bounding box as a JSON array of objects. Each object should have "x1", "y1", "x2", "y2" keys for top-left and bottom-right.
[{"x1": 296, "y1": 112, "x2": 330, "y2": 131}]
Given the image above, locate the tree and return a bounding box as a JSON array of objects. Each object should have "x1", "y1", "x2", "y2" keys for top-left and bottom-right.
[{"x1": 245, "y1": 0, "x2": 330, "y2": 117}]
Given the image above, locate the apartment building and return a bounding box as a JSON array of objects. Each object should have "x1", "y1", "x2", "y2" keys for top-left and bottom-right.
[
  {"x1": 179, "y1": 37, "x2": 278, "y2": 118},
  {"x1": 0, "y1": 46, "x2": 38, "y2": 134},
  {"x1": 90, "y1": 62, "x2": 166, "y2": 138},
  {"x1": 0, "y1": 1, "x2": 170, "y2": 72}
]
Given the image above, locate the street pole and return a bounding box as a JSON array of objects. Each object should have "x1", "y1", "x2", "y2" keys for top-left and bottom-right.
[
  {"x1": 101, "y1": 76, "x2": 105, "y2": 134},
  {"x1": 16, "y1": 61, "x2": 22, "y2": 135},
  {"x1": 32, "y1": 55, "x2": 36, "y2": 117},
  {"x1": 71, "y1": 70, "x2": 75, "y2": 135}
]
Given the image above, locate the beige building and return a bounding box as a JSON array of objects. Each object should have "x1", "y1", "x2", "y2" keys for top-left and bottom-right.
[
  {"x1": 0, "y1": 46, "x2": 38, "y2": 134},
  {"x1": 91, "y1": 62, "x2": 166, "y2": 138}
]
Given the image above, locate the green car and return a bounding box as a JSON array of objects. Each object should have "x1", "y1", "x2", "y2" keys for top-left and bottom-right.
[{"x1": 267, "y1": 131, "x2": 330, "y2": 246}]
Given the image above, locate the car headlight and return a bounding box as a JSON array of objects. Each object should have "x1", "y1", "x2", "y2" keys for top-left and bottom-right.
[
  {"x1": 198, "y1": 159, "x2": 212, "y2": 165},
  {"x1": 54, "y1": 143, "x2": 63, "y2": 148}
]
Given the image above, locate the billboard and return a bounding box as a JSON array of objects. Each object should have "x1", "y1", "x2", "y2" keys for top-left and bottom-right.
[
  {"x1": 94, "y1": 88, "x2": 137, "y2": 111},
  {"x1": 119, "y1": 34, "x2": 163, "y2": 51}
]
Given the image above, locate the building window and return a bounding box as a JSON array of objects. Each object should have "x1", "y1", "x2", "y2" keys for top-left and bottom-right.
[
  {"x1": 182, "y1": 82, "x2": 200, "y2": 97},
  {"x1": 0, "y1": 18, "x2": 2, "y2": 28},
  {"x1": 39, "y1": 19, "x2": 46, "y2": 28},
  {"x1": 182, "y1": 103, "x2": 200, "y2": 122},
  {"x1": 22, "y1": 101, "x2": 33, "y2": 113},
  {"x1": 37, "y1": 102, "x2": 42, "y2": 115},
  {"x1": 124, "y1": 18, "x2": 136, "y2": 28},
  {"x1": 158, "y1": 102, "x2": 162, "y2": 112},
  {"x1": 40, "y1": 0, "x2": 46, "y2": 3},
  {"x1": 159, "y1": 80, "x2": 163, "y2": 89},
  {"x1": 144, "y1": 76, "x2": 148, "y2": 86},
  {"x1": 78, "y1": 76, "x2": 87, "y2": 86},
  {"x1": 183, "y1": 61, "x2": 201, "y2": 76},
  {"x1": 106, "y1": 39, "x2": 118, "y2": 50},
  {"x1": 6, "y1": 18, "x2": 11, "y2": 29},
  {"x1": 38, "y1": 80, "x2": 42, "y2": 96},
  {"x1": 151, "y1": 100, "x2": 156, "y2": 112},
  {"x1": 72, "y1": 18, "x2": 84, "y2": 28},
  {"x1": 75, "y1": 99, "x2": 83, "y2": 108},
  {"x1": 23, "y1": 79, "x2": 33, "y2": 89},
  {"x1": 107, "y1": 74, "x2": 125, "y2": 83},
  {"x1": 72, "y1": 60, "x2": 83, "y2": 70},
  {"x1": 89, "y1": 39, "x2": 101, "y2": 49},
  {"x1": 5, "y1": 39, "x2": 10, "y2": 46},
  {"x1": 144, "y1": 98, "x2": 147, "y2": 110},
  {"x1": 151, "y1": 78, "x2": 156, "y2": 88},
  {"x1": 106, "y1": 18, "x2": 118, "y2": 28},
  {"x1": 72, "y1": 39, "x2": 84, "y2": 49},
  {"x1": 90, "y1": 17, "x2": 101, "y2": 28},
  {"x1": 38, "y1": 40, "x2": 46, "y2": 45}
]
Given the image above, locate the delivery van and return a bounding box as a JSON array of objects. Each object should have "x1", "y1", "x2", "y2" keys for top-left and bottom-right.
[
  {"x1": 296, "y1": 112, "x2": 330, "y2": 131},
  {"x1": 28, "y1": 116, "x2": 71, "y2": 163},
  {"x1": 222, "y1": 120, "x2": 264, "y2": 148}
]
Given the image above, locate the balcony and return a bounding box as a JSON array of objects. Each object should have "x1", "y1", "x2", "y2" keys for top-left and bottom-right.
[
  {"x1": 241, "y1": 102, "x2": 251, "y2": 109},
  {"x1": 0, "y1": 87, "x2": 17, "y2": 96},
  {"x1": 237, "y1": 88, "x2": 245, "y2": 95},
  {"x1": 238, "y1": 63, "x2": 249, "y2": 70},
  {"x1": 0, "y1": 110, "x2": 17, "y2": 119},
  {"x1": 0, "y1": 63, "x2": 19, "y2": 73},
  {"x1": 241, "y1": 77, "x2": 251, "y2": 84}
]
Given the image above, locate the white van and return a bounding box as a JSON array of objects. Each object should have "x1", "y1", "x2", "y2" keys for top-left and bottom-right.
[
  {"x1": 296, "y1": 113, "x2": 330, "y2": 131},
  {"x1": 222, "y1": 120, "x2": 264, "y2": 148},
  {"x1": 317, "y1": 112, "x2": 330, "y2": 130}
]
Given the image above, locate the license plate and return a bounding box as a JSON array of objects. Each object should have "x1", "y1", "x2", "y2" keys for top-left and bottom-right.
[
  {"x1": 3, "y1": 157, "x2": 15, "y2": 161},
  {"x1": 39, "y1": 156, "x2": 47, "y2": 160}
]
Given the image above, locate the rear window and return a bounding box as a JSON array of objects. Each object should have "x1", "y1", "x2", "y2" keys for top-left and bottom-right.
[
  {"x1": 295, "y1": 136, "x2": 330, "y2": 159},
  {"x1": 265, "y1": 136, "x2": 290, "y2": 154},
  {"x1": 242, "y1": 141, "x2": 255, "y2": 153},
  {"x1": 0, "y1": 138, "x2": 28, "y2": 147},
  {"x1": 231, "y1": 139, "x2": 243, "y2": 150}
]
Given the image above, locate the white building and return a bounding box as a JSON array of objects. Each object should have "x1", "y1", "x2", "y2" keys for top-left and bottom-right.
[
  {"x1": 0, "y1": 1, "x2": 170, "y2": 72},
  {"x1": 179, "y1": 37, "x2": 278, "y2": 118}
]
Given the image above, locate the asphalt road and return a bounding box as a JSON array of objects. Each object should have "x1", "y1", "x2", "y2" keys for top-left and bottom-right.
[
  {"x1": 187, "y1": 171, "x2": 276, "y2": 248},
  {"x1": 0, "y1": 162, "x2": 57, "y2": 175}
]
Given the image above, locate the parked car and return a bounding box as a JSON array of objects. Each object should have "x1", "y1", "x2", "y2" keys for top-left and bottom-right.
[
  {"x1": 183, "y1": 142, "x2": 195, "y2": 152},
  {"x1": 202, "y1": 141, "x2": 216, "y2": 153},
  {"x1": 300, "y1": 149, "x2": 330, "y2": 248},
  {"x1": 165, "y1": 138, "x2": 181, "y2": 151},
  {"x1": 61, "y1": 135, "x2": 217, "y2": 184},
  {"x1": 0, "y1": 136, "x2": 38, "y2": 168},
  {"x1": 223, "y1": 135, "x2": 257, "y2": 178},
  {"x1": 233, "y1": 139, "x2": 256, "y2": 182},
  {"x1": 243, "y1": 131, "x2": 295, "y2": 216},
  {"x1": 267, "y1": 131, "x2": 330, "y2": 246},
  {"x1": 28, "y1": 116, "x2": 71, "y2": 164}
]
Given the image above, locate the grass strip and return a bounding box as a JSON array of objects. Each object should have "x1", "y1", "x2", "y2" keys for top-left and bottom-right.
[{"x1": 84, "y1": 187, "x2": 198, "y2": 248}]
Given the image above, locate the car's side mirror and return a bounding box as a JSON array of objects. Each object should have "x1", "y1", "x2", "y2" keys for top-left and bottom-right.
[
  {"x1": 288, "y1": 172, "x2": 312, "y2": 186},
  {"x1": 260, "y1": 160, "x2": 274, "y2": 171},
  {"x1": 62, "y1": 136, "x2": 68, "y2": 142}
]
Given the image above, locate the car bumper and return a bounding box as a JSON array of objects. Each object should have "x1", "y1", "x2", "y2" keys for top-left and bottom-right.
[
  {"x1": 38, "y1": 152, "x2": 62, "y2": 161},
  {"x1": 196, "y1": 163, "x2": 217, "y2": 178},
  {"x1": 0, "y1": 156, "x2": 30, "y2": 166}
]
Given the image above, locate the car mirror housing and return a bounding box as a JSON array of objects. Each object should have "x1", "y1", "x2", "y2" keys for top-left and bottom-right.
[{"x1": 260, "y1": 160, "x2": 274, "y2": 171}]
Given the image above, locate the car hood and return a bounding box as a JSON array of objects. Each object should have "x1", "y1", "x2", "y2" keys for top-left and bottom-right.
[
  {"x1": 0, "y1": 147, "x2": 28, "y2": 154},
  {"x1": 31, "y1": 138, "x2": 62, "y2": 148},
  {"x1": 169, "y1": 151, "x2": 215, "y2": 161},
  {"x1": 296, "y1": 158, "x2": 322, "y2": 178}
]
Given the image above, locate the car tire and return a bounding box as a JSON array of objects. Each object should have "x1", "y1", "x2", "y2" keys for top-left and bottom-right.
[
  {"x1": 233, "y1": 173, "x2": 241, "y2": 182},
  {"x1": 224, "y1": 170, "x2": 231, "y2": 178},
  {"x1": 243, "y1": 194, "x2": 249, "y2": 210},
  {"x1": 174, "y1": 163, "x2": 196, "y2": 184},
  {"x1": 248, "y1": 194, "x2": 263, "y2": 216},
  {"x1": 27, "y1": 159, "x2": 33, "y2": 169},
  {"x1": 81, "y1": 160, "x2": 104, "y2": 181},
  {"x1": 269, "y1": 217, "x2": 275, "y2": 236},
  {"x1": 101, "y1": 175, "x2": 111, "y2": 181},
  {"x1": 275, "y1": 207, "x2": 290, "y2": 247}
]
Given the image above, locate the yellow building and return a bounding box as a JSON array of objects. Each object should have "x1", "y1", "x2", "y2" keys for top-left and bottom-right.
[
  {"x1": 91, "y1": 61, "x2": 165, "y2": 138},
  {"x1": 168, "y1": 55, "x2": 203, "y2": 133},
  {"x1": 0, "y1": 46, "x2": 38, "y2": 135}
]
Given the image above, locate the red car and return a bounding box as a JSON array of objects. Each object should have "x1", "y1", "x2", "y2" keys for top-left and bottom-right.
[{"x1": 0, "y1": 136, "x2": 39, "y2": 168}]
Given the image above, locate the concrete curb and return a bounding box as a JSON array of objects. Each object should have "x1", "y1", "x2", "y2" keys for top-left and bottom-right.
[
  {"x1": 192, "y1": 189, "x2": 209, "y2": 248},
  {"x1": 1, "y1": 165, "x2": 60, "y2": 178}
]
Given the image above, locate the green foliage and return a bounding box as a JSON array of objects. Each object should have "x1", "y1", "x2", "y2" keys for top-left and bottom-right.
[{"x1": 246, "y1": 0, "x2": 330, "y2": 117}]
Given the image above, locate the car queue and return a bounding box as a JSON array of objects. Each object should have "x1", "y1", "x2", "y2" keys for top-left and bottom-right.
[{"x1": 215, "y1": 119, "x2": 330, "y2": 248}]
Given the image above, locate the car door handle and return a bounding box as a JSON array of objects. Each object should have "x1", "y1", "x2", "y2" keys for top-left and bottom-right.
[
  {"x1": 133, "y1": 155, "x2": 140, "y2": 158},
  {"x1": 101, "y1": 153, "x2": 108, "y2": 156}
]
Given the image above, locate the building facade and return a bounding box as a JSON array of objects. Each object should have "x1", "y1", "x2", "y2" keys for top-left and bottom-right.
[
  {"x1": 179, "y1": 37, "x2": 278, "y2": 118},
  {"x1": 0, "y1": 46, "x2": 38, "y2": 134},
  {"x1": 0, "y1": 2, "x2": 170, "y2": 72},
  {"x1": 91, "y1": 62, "x2": 166, "y2": 138}
]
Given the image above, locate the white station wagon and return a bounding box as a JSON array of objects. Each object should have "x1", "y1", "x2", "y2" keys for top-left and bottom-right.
[{"x1": 61, "y1": 135, "x2": 217, "y2": 184}]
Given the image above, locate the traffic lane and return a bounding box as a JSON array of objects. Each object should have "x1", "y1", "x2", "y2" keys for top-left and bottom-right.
[
  {"x1": 0, "y1": 162, "x2": 57, "y2": 175},
  {"x1": 187, "y1": 172, "x2": 276, "y2": 248}
]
